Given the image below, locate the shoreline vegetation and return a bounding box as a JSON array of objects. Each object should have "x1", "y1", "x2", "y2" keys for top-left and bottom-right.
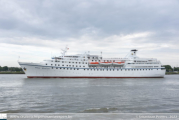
[
  {"x1": 0, "y1": 71, "x2": 25, "y2": 74},
  {"x1": 0, "y1": 65, "x2": 178, "y2": 75}
]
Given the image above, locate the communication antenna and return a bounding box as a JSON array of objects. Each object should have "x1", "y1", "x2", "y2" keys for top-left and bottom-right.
[{"x1": 61, "y1": 45, "x2": 69, "y2": 57}]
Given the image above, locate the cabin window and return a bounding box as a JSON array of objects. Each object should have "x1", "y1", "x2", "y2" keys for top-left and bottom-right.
[
  {"x1": 52, "y1": 67, "x2": 53, "y2": 69},
  {"x1": 55, "y1": 64, "x2": 56, "y2": 66},
  {"x1": 56, "y1": 68, "x2": 58, "y2": 69},
  {"x1": 46, "y1": 64, "x2": 47, "y2": 65},
  {"x1": 51, "y1": 64, "x2": 53, "y2": 66}
]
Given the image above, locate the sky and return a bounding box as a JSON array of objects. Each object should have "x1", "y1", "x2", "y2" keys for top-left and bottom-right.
[{"x1": 0, "y1": 0, "x2": 179, "y2": 67}]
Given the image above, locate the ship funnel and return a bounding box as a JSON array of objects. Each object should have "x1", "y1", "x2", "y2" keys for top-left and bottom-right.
[
  {"x1": 125, "y1": 49, "x2": 138, "y2": 59},
  {"x1": 131, "y1": 49, "x2": 138, "y2": 56}
]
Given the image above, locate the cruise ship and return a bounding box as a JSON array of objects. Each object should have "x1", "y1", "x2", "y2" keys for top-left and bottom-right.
[{"x1": 18, "y1": 47, "x2": 165, "y2": 78}]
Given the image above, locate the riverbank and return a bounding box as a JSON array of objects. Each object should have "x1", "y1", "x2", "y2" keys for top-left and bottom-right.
[
  {"x1": 0, "y1": 71, "x2": 25, "y2": 74},
  {"x1": 165, "y1": 72, "x2": 179, "y2": 75}
]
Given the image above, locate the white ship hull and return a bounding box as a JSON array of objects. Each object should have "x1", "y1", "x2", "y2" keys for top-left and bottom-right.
[{"x1": 19, "y1": 62, "x2": 165, "y2": 78}]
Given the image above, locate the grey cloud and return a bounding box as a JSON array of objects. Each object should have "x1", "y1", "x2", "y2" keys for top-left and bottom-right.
[{"x1": 0, "y1": 0, "x2": 179, "y2": 45}]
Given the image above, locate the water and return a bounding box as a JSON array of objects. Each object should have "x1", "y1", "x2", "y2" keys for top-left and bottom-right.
[{"x1": 0, "y1": 74, "x2": 179, "y2": 113}]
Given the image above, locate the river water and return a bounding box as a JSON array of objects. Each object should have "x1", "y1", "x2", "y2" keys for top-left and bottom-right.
[{"x1": 0, "y1": 74, "x2": 179, "y2": 113}]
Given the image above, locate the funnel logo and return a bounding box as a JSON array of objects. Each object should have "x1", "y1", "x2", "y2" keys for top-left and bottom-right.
[
  {"x1": 0, "y1": 114, "x2": 7, "y2": 120},
  {"x1": 23, "y1": 67, "x2": 27, "y2": 71}
]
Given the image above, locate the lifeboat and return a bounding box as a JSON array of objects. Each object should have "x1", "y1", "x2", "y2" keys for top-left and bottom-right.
[
  {"x1": 100, "y1": 62, "x2": 112, "y2": 65},
  {"x1": 89, "y1": 62, "x2": 99, "y2": 66},
  {"x1": 113, "y1": 62, "x2": 125, "y2": 66},
  {"x1": 89, "y1": 62, "x2": 99, "y2": 64}
]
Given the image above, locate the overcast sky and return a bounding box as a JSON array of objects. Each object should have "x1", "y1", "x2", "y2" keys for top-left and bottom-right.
[{"x1": 0, "y1": 0, "x2": 179, "y2": 67}]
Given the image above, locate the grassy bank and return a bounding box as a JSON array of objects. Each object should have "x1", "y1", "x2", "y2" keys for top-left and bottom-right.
[
  {"x1": 0, "y1": 71, "x2": 25, "y2": 74},
  {"x1": 166, "y1": 72, "x2": 179, "y2": 75}
]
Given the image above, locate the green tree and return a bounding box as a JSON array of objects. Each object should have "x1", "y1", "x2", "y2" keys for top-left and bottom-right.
[
  {"x1": 2, "y1": 66, "x2": 8, "y2": 71},
  {"x1": 163, "y1": 65, "x2": 173, "y2": 72},
  {"x1": 174, "y1": 67, "x2": 179, "y2": 71}
]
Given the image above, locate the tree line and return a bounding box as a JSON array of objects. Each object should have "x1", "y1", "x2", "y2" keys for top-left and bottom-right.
[
  {"x1": 163, "y1": 65, "x2": 179, "y2": 72},
  {"x1": 0, "y1": 66, "x2": 23, "y2": 72}
]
